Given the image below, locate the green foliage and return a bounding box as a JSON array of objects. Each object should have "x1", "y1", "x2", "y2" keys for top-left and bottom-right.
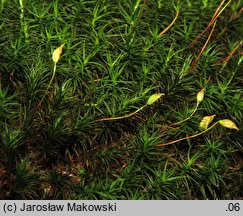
[{"x1": 0, "y1": 0, "x2": 242, "y2": 199}]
